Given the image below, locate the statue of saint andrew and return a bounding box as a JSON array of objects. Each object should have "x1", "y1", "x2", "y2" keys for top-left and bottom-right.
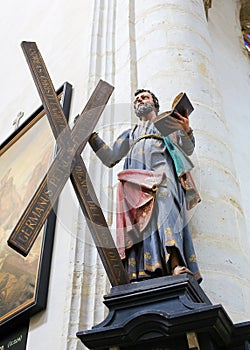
[{"x1": 89, "y1": 89, "x2": 201, "y2": 283}]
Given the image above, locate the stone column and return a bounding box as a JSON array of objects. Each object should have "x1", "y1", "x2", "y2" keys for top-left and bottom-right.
[{"x1": 134, "y1": 0, "x2": 250, "y2": 323}]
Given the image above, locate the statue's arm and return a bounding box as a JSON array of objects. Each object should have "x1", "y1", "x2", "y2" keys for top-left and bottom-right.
[
  {"x1": 177, "y1": 129, "x2": 195, "y2": 156},
  {"x1": 88, "y1": 129, "x2": 130, "y2": 167}
]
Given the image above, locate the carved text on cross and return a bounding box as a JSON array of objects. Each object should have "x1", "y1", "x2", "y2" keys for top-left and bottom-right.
[{"x1": 8, "y1": 41, "x2": 129, "y2": 286}]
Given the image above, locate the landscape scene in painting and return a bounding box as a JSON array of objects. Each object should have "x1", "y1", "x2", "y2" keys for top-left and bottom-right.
[{"x1": 0, "y1": 113, "x2": 55, "y2": 323}]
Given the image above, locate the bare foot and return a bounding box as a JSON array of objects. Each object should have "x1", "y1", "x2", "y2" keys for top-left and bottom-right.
[{"x1": 172, "y1": 265, "x2": 194, "y2": 276}]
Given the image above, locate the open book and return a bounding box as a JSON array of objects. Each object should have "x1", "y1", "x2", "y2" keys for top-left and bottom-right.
[{"x1": 154, "y1": 92, "x2": 194, "y2": 136}]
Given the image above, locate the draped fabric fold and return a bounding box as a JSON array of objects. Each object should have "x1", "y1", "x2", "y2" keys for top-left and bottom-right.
[
  {"x1": 116, "y1": 169, "x2": 164, "y2": 260},
  {"x1": 163, "y1": 136, "x2": 194, "y2": 177}
]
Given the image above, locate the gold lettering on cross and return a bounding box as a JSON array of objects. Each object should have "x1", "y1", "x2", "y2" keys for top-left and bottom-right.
[{"x1": 8, "y1": 41, "x2": 129, "y2": 287}]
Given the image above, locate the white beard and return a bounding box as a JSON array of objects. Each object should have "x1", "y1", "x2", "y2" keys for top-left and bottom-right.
[{"x1": 134, "y1": 103, "x2": 155, "y2": 118}]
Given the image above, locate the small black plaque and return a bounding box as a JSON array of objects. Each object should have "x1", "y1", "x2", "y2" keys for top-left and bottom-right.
[{"x1": 0, "y1": 318, "x2": 29, "y2": 350}]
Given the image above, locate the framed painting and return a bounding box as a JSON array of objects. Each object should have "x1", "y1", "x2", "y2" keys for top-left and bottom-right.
[{"x1": 0, "y1": 82, "x2": 72, "y2": 330}]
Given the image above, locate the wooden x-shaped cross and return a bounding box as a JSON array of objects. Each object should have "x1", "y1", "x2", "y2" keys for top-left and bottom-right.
[{"x1": 8, "y1": 42, "x2": 129, "y2": 286}]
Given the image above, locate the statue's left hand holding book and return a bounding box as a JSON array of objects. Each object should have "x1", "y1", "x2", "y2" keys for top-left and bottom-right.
[{"x1": 154, "y1": 92, "x2": 194, "y2": 136}]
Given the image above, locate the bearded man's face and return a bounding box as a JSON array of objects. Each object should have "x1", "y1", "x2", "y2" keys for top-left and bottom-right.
[{"x1": 133, "y1": 92, "x2": 156, "y2": 118}]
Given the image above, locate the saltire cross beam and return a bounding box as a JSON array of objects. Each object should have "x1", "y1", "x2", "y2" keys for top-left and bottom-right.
[{"x1": 7, "y1": 41, "x2": 129, "y2": 287}]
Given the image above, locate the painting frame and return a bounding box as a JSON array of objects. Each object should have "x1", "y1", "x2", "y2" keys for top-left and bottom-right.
[{"x1": 0, "y1": 81, "x2": 72, "y2": 332}]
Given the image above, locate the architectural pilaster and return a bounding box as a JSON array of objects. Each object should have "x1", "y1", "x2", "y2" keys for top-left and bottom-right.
[
  {"x1": 65, "y1": 1, "x2": 118, "y2": 348},
  {"x1": 64, "y1": 1, "x2": 143, "y2": 349}
]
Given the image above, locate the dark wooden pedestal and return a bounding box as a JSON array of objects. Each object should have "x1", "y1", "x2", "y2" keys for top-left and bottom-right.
[{"x1": 77, "y1": 274, "x2": 250, "y2": 349}]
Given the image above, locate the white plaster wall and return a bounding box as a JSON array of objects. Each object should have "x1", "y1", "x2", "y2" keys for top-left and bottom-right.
[
  {"x1": 0, "y1": 1, "x2": 95, "y2": 144},
  {"x1": 0, "y1": 1, "x2": 95, "y2": 349}
]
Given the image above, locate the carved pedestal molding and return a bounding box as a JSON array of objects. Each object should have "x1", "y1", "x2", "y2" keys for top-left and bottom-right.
[{"x1": 77, "y1": 275, "x2": 250, "y2": 349}]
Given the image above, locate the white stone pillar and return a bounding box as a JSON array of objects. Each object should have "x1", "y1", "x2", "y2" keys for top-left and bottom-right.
[{"x1": 134, "y1": 0, "x2": 250, "y2": 323}]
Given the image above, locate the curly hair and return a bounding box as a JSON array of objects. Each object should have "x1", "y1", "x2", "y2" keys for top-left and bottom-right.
[{"x1": 134, "y1": 89, "x2": 160, "y2": 113}]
